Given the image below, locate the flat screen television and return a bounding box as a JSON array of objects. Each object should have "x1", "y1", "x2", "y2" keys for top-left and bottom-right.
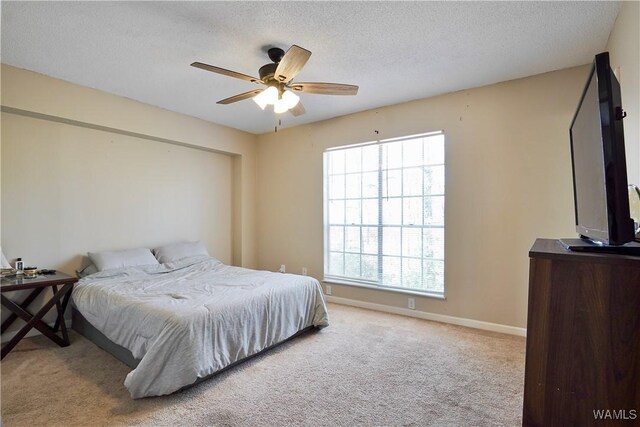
[{"x1": 562, "y1": 52, "x2": 639, "y2": 255}]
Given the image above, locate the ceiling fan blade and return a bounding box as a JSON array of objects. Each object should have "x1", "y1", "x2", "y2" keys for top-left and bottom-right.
[
  {"x1": 191, "y1": 62, "x2": 262, "y2": 84},
  {"x1": 289, "y1": 82, "x2": 358, "y2": 95},
  {"x1": 289, "y1": 101, "x2": 306, "y2": 117},
  {"x1": 217, "y1": 89, "x2": 264, "y2": 105},
  {"x1": 274, "y1": 45, "x2": 311, "y2": 83}
]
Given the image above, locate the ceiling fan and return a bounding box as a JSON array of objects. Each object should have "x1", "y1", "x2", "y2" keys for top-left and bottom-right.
[{"x1": 191, "y1": 45, "x2": 358, "y2": 116}]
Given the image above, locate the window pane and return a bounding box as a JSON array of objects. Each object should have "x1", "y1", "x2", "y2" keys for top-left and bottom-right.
[
  {"x1": 345, "y1": 200, "x2": 361, "y2": 225},
  {"x1": 345, "y1": 173, "x2": 361, "y2": 199},
  {"x1": 382, "y1": 169, "x2": 402, "y2": 197},
  {"x1": 382, "y1": 198, "x2": 402, "y2": 225},
  {"x1": 345, "y1": 253, "x2": 361, "y2": 277},
  {"x1": 382, "y1": 142, "x2": 402, "y2": 169},
  {"x1": 362, "y1": 199, "x2": 378, "y2": 225},
  {"x1": 329, "y1": 226, "x2": 344, "y2": 251},
  {"x1": 424, "y1": 165, "x2": 445, "y2": 195},
  {"x1": 329, "y1": 150, "x2": 345, "y2": 175},
  {"x1": 329, "y1": 252, "x2": 344, "y2": 276},
  {"x1": 345, "y1": 148, "x2": 361, "y2": 173},
  {"x1": 330, "y1": 175, "x2": 345, "y2": 199},
  {"x1": 362, "y1": 227, "x2": 378, "y2": 254},
  {"x1": 345, "y1": 226, "x2": 360, "y2": 252},
  {"x1": 329, "y1": 200, "x2": 345, "y2": 224},
  {"x1": 423, "y1": 228, "x2": 444, "y2": 259},
  {"x1": 362, "y1": 172, "x2": 378, "y2": 198},
  {"x1": 362, "y1": 145, "x2": 379, "y2": 172},
  {"x1": 403, "y1": 167, "x2": 422, "y2": 196},
  {"x1": 324, "y1": 133, "x2": 445, "y2": 294},
  {"x1": 423, "y1": 259, "x2": 444, "y2": 292},
  {"x1": 403, "y1": 139, "x2": 423, "y2": 167},
  {"x1": 382, "y1": 256, "x2": 401, "y2": 286},
  {"x1": 402, "y1": 227, "x2": 422, "y2": 258},
  {"x1": 361, "y1": 255, "x2": 378, "y2": 281},
  {"x1": 424, "y1": 135, "x2": 444, "y2": 165},
  {"x1": 402, "y1": 257, "x2": 422, "y2": 289},
  {"x1": 382, "y1": 227, "x2": 401, "y2": 256},
  {"x1": 424, "y1": 196, "x2": 445, "y2": 225},
  {"x1": 403, "y1": 197, "x2": 422, "y2": 226}
]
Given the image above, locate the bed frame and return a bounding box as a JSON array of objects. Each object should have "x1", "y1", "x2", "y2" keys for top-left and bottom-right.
[
  {"x1": 72, "y1": 308, "x2": 140, "y2": 368},
  {"x1": 71, "y1": 308, "x2": 315, "y2": 390}
]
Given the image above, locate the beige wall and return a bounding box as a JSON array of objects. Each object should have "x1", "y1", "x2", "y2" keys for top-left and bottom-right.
[
  {"x1": 256, "y1": 66, "x2": 590, "y2": 329},
  {"x1": 606, "y1": 0, "x2": 640, "y2": 186},
  {"x1": 1, "y1": 64, "x2": 258, "y2": 268},
  {"x1": 2, "y1": 113, "x2": 233, "y2": 269}
]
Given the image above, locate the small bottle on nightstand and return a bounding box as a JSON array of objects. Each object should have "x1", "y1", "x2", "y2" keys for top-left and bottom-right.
[{"x1": 15, "y1": 258, "x2": 24, "y2": 272}]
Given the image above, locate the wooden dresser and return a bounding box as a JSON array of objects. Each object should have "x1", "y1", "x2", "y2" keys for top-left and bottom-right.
[{"x1": 523, "y1": 239, "x2": 640, "y2": 426}]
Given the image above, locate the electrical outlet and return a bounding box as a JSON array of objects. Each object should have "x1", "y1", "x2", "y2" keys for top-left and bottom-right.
[
  {"x1": 302, "y1": 267, "x2": 308, "y2": 276},
  {"x1": 408, "y1": 297, "x2": 416, "y2": 310},
  {"x1": 279, "y1": 264, "x2": 286, "y2": 273},
  {"x1": 326, "y1": 285, "x2": 332, "y2": 295}
]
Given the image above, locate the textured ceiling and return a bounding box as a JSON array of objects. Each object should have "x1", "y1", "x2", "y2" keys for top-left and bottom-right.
[{"x1": 1, "y1": 1, "x2": 620, "y2": 134}]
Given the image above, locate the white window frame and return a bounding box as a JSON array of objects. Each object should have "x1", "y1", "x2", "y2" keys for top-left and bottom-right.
[{"x1": 323, "y1": 131, "x2": 445, "y2": 298}]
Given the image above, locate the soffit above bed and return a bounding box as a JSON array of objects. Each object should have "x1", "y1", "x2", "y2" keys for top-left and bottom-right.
[{"x1": 0, "y1": 1, "x2": 620, "y2": 134}]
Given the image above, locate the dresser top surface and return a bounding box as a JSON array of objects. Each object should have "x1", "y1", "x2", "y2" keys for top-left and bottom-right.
[{"x1": 530, "y1": 239, "x2": 640, "y2": 265}]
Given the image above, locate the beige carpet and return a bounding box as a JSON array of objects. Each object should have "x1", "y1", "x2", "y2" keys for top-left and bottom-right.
[{"x1": 1, "y1": 303, "x2": 525, "y2": 426}]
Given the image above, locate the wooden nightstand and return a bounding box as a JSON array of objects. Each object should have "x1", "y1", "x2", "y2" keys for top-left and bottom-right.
[{"x1": 1, "y1": 272, "x2": 77, "y2": 359}]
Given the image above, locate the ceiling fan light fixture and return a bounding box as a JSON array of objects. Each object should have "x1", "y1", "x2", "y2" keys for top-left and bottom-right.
[
  {"x1": 273, "y1": 100, "x2": 288, "y2": 114},
  {"x1": 253, "y1": 86, "x2": 278, "y2": 109},
  {"x1": 282, "y1": 89, "x2": 300, "y2": 109},
  {"x1": 274, "y1": 90, "x2": 300, "y2": 114}
]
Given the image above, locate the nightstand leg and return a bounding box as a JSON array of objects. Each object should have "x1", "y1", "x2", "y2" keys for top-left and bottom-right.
[
  {"x1": 52, "y1": 285, "x2": 62, "y2": 332},
  {"x1": 1, "y1": 283, "x2": 74, "y2": 359},
  {"x1": 53, "y1": 286, "x2": 73, "y2": 343},
  {"x1": 0, "y1": 288, "x2": 44, "y2": 334}
]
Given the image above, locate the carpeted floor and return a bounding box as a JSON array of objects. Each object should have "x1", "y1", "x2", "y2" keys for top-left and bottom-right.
[{"x1": 1, "y1": 303, "x2": 525, "y2": 426}]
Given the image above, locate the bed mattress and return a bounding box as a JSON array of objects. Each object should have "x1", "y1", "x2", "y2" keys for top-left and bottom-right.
[{"x1": 72, "y1": 256, "x2": 329, "y2": 398}]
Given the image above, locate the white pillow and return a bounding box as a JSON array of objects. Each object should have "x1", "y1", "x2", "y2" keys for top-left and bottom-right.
[
  {"x1": 153, "y1": 240, "x2": 209, "y2": 263},
  {"x1": 76, "y1": 262, "x2": 99, "y2": 278},
  {"x1": 88, "y1": 247, "x2": 159, "y2": 272}
]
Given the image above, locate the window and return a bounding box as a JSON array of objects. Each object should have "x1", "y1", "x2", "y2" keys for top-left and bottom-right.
[{"x1": 323, "y1": 132, "x2": 445, "y2": 296}]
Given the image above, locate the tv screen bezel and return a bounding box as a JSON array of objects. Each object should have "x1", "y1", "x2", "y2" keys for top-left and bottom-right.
[{"x1": 568, "y1": 52, "x2": 634, "y2": 246}]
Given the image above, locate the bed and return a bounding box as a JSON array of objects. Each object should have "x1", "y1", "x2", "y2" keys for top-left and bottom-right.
[{"x1": 71, "y1": 254, "x2": 329, "y2": 398}]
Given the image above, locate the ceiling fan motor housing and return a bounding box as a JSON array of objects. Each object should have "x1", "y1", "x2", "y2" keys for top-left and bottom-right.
[
  {"x1": 258, "y1": 63, "x2": 278, "y2": 82},
  {"x1": 267, "y1": 47, "x2": 285, "y2": 63},
  {"x1": 260, "y1": 47, "x2": 286, "y2": 82}
]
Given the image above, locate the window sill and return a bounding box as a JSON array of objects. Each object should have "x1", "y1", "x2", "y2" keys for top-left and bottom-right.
[{"x1": 322, "y1": 278, "x2": 446, "y2": 300}]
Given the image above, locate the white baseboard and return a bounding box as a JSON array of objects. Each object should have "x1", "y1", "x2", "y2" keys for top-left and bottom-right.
[
  {"x1": 325, "y1": 295, "x2": 527, "y2": 337},
  {"x1": 1, "y1": 317, "x2": 72, "y2": 344}
]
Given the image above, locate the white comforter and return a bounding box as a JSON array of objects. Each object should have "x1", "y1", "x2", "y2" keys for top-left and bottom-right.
[{"x1": 72, "y1": 256, "x2": 329, "y2": 398}]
